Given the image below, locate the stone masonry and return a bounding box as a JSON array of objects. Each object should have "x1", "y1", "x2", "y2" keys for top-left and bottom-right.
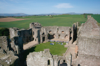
[{"x1": 72, "y1": 15, "x2": 100, "y2": 66}]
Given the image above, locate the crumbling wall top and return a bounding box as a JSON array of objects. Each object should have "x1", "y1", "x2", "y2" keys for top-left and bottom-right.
[{"x1": 78, "y1": 16, "x2": 100, "y2": 39}]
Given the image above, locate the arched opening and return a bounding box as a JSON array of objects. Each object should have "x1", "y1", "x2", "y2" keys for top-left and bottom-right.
[
  {"x1": 42, "y1": 37, "x2": 45, "y2": 43},
  {"x1": 48, "y1": 34, "x2": 54, "y2": 39},
  {"x1": 42, "y1": 32, "x2": 45, "y2": 43},
  {"x1": 48, "y1": 32, "x2": 55, "y2": 40},
  {"x1": 60, "y1": 60, "x2": 67, "y2": 66},
  {"x1": 49, "y1": 30, "x2": 51, "y2": 33},
  {"x1": 63, "y1": 60, "x2": 65, "y2": 63},
  {"x1": 60, "y1": 63, "x2": 67, "y2": 66},
  {"x1": 78, "y1": 64, "x2": 81, "y2": 66},
  {"x1": 48, "y1": 60, "x2": 50, "y2": 65},
  {"x1": 32, "y1": 37, "x2": 34, "y2": 41}
]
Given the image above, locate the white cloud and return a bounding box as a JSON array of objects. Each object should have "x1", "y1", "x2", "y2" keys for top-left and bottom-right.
[{"x1": 54, "y1": 3, "x2": 73, "y2": 8}]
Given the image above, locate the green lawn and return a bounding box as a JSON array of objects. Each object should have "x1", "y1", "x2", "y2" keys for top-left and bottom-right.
[
  {"x1": 25, "y1": 42, "x2": 67, "y2": 56},
  {"x1": 0, "y1": 15, "x2": 87, "y2": 29}
]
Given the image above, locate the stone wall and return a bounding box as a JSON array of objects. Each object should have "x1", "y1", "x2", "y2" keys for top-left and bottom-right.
[
  {"x1": 27, "y1": 49, "x2": 72, "y2": 66},
  {"x1": 40, "y1": 27, "x2": 48, "y2": 43},
  {"x1": 77, "y1": 37, "x2": 100, "y2": 56},
  {"x1": 73, "y1": 54, "x2": 100, "y2": 66},
  {"x1": 30, "y1": 22, "x2": 71, "y2": 43},
  {"x1": 10, "y1": 36, "x2": 23, "y2": 54},
  {"x1": 40, "y1": 26, "x2": 71, "y2": 43},
  {"x1": 27, "y1": 49, "x2": 54, "y2": 66},
  {"x1": 58, "y1": 26, "x2": 70, "y2": 40},
  {"x1": 72, "y1": 15, "x2": 100, "y2": 66},
  {"x1": 0, "y1": 36, "x2": 10, "y2": 52},
  {"x1": 18, "y1": 29, "x2": 33, "y2": 44},
  {"x1": 77, "y1": 15, "x2": 100, "y2": 56},
  {"x1": 44, "y1": 26, "x2": 58, "y2": 39},
  {"x1": 9, "y1": 28, "x2": 33, "y2": 44},
  {"x1": 30, "y1": 22, "x2": 42, "y2": 43},
  {"x1": 0, "y1": 36, "x2": 23, "y2": 55},
  {"x1": 0, "y1": 36, "x2": 19, "y2": 66}
]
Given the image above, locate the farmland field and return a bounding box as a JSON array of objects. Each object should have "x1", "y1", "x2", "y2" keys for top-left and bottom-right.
[
  {"x1": 91, "y1": 15, "x2": 100, "y2": 26},
  {"x1": 0, "y1": 15, "x2": 87, "y2": 29},
  {"x1": 0, "y1": 14, "x2": 100, "y2": 29}
]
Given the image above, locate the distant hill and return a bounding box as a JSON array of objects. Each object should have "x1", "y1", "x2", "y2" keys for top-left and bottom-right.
[
  {"x1": 32, "y1": 12, "x2": 82, "y2": 16},
  {"x1": 0, "y1": 13, "x2": 95, "y2": 17},
  {"x1": 0, "y1": 13, "x2": 28, "y2": 16}
]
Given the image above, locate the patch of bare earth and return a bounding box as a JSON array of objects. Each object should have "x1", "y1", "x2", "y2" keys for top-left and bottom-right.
[{"x1": 0, "y1": 17, "x2": 25, "y2": 22}]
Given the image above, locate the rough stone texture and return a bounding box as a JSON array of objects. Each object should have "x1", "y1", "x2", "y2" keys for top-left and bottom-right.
[
  {"x1": 77, "y1": 37, "x2": 100, "y2": 56},
  {"x1": 44, "y1": 26, "x2": 58, "y2": 39},
  {"x1": 30, "y1": 23, "x2": 71, "y2": 43},
  {"x1": 58, "y1": 27, "x2": 70, "y2": 40},
  {"x1": 40, "y1": 26, "x2": 71, "y2": 43},
  {"x1": 0, "y1": 36, "x2": 9, "y2": 52},
  {"x1": 73, "y1": 15, "x2": 100, "y2": 66},
  {"x1": 10, "y1": 37, "x2": 23, "y2": 54},
  {"x1": 0, "y1": 36, "x2": 19, "y2": 66},
  {"x1": 40, "y1": 27, "x2": 48, "y2": 43},
  {"x1": 0, "y1": 51, "x2": 19, "y2": 66},
  {"x1": 73, "y1": 54, "x2": 100, "y2": 66},
  {"x1": 9, "y1": 28, "x2": 33, "y2": 44},
  {"x1": 77, "y1": 16, "x2": 100, "y2": 56},
  {"x1": 27, "y1": 49, "x2": 71, "y2": 66},
  {"x1": 78, "y1": 16, "x2": 100, "y2": 39},
  {"x1": 9, "y1": 27, "x2": 19, "y2": 39},
  {"x1": 27, "y1": 49, "x2": 54, "y2": 66},
  {"x1": 30, "y1": 22, "x2": 42, "y2": 43},
  {"x1": 0, "y1": 36, "x2": 23, "y2": 55}
]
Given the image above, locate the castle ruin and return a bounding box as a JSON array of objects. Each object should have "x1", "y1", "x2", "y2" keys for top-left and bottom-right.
[{"x1": 0, "y1": 15, "x2": 100, "y2": 66}]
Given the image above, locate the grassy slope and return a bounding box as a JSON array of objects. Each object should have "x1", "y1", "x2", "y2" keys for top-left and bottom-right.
[
  {"x1": 25, "y1": 42, "x2": 67, "y2": 56},
  {"x1": 0, "y1": 15, "x2": 87, "y2": 29}
]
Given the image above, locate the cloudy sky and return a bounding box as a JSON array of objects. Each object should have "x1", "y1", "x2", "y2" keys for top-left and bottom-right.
[{"x1": 0, "y1": 0, "x2": 100, "y2": 14}]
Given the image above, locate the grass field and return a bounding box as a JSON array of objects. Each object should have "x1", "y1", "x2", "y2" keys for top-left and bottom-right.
[
  {"x1": 91, "y1": 15, "x2": 100, "y2": 26},
  {"x1": 24, "y1": 42, "x2": 67, "y2": 56},
  {"x1": 0, "y1": 15, "x2": 87, "y2": 29},
  {"x1": 0, "y1": 14, "x2": 100, "y2": 29}
]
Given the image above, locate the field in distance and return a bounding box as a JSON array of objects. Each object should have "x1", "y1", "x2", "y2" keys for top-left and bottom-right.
[{"x1": 0, "y1": 14, "x2": 100, "y2": 29}]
